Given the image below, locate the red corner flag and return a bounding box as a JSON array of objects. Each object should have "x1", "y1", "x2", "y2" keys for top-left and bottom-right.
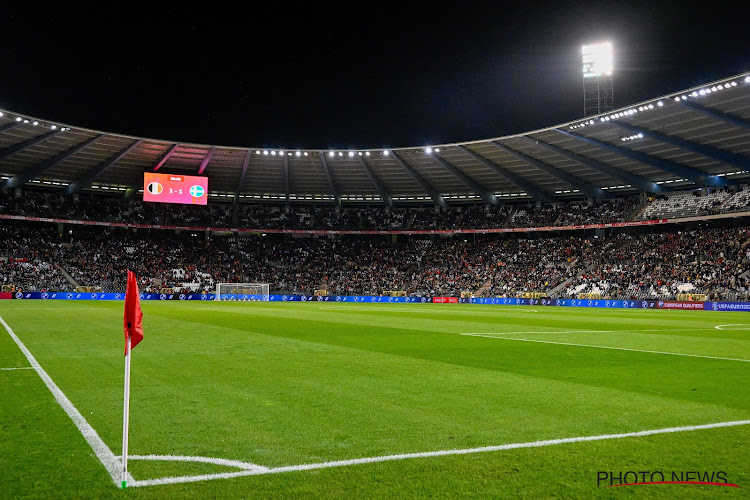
[{"x1": 123, "y1": 270, "x2": 144, "y2": 354}]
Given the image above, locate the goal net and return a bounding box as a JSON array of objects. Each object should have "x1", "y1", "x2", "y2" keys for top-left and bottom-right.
[{"x1": 215, "y1": 283, "x2": 270, "y2": 301}]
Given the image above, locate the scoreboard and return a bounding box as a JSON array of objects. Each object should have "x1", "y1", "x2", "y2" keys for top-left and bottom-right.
[{"x1": 143, "y1": 172, "x2": 208, "y2": 205}]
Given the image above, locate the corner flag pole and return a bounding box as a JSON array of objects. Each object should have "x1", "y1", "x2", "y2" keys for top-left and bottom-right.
[
  {"x1": 121, "y1": 269, "x2": 143, "y2": 489},
  {"x1": 121, "y1": 334, "x2": 132, "y2": 488}
]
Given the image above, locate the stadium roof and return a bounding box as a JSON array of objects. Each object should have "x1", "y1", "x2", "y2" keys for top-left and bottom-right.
[{"x1": 1, "y1": 72, "x2": 750, "y2": 207}]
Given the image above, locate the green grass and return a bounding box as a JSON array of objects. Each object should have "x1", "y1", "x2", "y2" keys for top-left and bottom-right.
[{"x1": 1, "y1": 300, "x2": 749, "y2": 498}]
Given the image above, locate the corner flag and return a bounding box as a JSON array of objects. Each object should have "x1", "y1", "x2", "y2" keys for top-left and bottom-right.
[
  {"x1": 121, "y1": 270, "x2": 143, "y2": 488},
  {"x1": 123, "y1": 270, "x2": 143, "y2": 354}
]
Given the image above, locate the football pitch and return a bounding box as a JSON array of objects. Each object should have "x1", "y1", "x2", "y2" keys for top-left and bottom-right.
[{"x1": 1, "y1": 300, "x2": 749, "y2": 498}]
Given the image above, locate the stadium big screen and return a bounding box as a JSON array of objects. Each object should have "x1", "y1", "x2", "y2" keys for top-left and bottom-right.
[{"x1": 143, "y1": 172, "x2": 208, "y2": 205}]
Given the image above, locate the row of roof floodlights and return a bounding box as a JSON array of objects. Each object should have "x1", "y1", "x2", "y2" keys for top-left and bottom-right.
[
  {"x1": 569, "y1": 75, "x2": 750, "y2": 130},
  {"x1": 1, "y1": 74, "x2": 749, "y2": 154},
  {"x1": 0, "y1": 113, "x2": 70, "y2": 131},
  {"x1": 0, "y1": 109, "x2": 442, "y2": 158}
]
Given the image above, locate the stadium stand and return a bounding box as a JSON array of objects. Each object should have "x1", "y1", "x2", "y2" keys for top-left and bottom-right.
[
  {"x1": 637, "y1": 189, "x2": 732, "y2": 220},
  {"x1": 3, "y1": 72, "x2": 750, "y2": 301},
  {"x1": 3, "y1": 205, "x2": 750, "y2": 300}
]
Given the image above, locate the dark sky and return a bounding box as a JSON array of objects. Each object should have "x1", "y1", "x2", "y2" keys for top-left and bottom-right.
[{"x1": 1, "y1": 3, "x2": 747, "y2": 150}]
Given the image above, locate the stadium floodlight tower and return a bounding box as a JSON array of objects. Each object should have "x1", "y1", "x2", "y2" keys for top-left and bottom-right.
[{"x1": 582, "y1": 41, "x2": 614, "y2": 117}]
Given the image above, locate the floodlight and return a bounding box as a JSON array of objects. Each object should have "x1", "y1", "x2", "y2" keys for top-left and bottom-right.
[{"x1": 582, "y1": 42, "x2": 613, "y2": 78}]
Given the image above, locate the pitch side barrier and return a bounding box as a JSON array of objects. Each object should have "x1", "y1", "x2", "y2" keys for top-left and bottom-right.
[{"x1": 8, "y1": 291, "x2": 750, "y2": 311}]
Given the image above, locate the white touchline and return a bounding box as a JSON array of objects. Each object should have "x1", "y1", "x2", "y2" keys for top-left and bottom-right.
[
  {"x1": 0, "y1": 366, "x2": 34, "y2": 370},
  {"x1": 0, "y1": 315, "x2": 129, "y2": 486},
  {"x1": 462, "y1": 333, "x2": 750, "y2": 362},
  {"x1": 462, "y1": 330, "x2": 620, "y2": 335},
  {"x1": 126, "y1": 419, "x2": 750, "y2": 488},
  {"x1": 461, "y1": 328, "x2": 700, "y2": 336}
]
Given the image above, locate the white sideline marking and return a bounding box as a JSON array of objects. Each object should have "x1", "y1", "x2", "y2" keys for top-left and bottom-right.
[
  {"x1": 127, "y1": 419, "x2": 750, "y2": 488},
  {"x1": 125, "y1": 454, "x2": 269, "y2": 472},
  {"x1": 461, "y1": 328, "x2": 699, "y2": 336},
  {"x1": 0, "y1": 366, "x2": 33, "y2": 370},
  {"x1": 462, "y1": 333, "x2": 750, "y2": 362},
  {"x1": 462, "y1": 330, "x2": 620, "y2": 335},
  {"x1": 0, "y1": 315, "x2": 129, "y2": 485}
]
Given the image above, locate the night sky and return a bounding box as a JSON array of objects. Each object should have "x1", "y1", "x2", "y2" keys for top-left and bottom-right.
[{"x1": 1, "y1": 3, "x2": 747, "y2": 150}]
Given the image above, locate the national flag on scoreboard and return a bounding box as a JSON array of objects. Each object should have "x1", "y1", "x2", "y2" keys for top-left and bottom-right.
[{"x1": 123, "y1": 270, "x2": 143, "y2": 354}]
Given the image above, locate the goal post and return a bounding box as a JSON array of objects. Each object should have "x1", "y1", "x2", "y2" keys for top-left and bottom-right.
[{"x1": 215, "y1": 283, "x2": 270, "y2": 301}]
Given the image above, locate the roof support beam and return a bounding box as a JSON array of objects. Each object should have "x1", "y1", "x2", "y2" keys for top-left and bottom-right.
[
  {"x1": 0, "y1": 122, "x2": 22, "y2": 135},
  {"x1": 520, "y1": 136, "x2": 664, "y2": 194},
  {"x1": 151, "y1": 143, "x2": 179, "y2": 172},
  {"x1": 390, "y1": 151, "x2": 447, "y2": 209},
  {"x1": 0, "y1": 129, "x2": 61, "y2": 162},
  {"x1": 679, "y1": 100, "x2": 750, "y2": 131},
  {"x1": 455, "y1": 145, "x2": 554, "y2": 202},
  {"x1": 357, "y1": 156, "x2": 392, "y2": 206},
  {"x1": 317, "y1": 152, "x2": 340, "y2": 204},
  {"x1": 197, "y1": 147, "x2": 216, "y2": 175},
  {"x1": 430, "y1": 153, "x2": 498, "y2": 205},
  {"x1": 612, "y1": 120, "x2": 750, "y2": 171},
  {"x1": 284, "y1": 154, "x2": 290, "y2": 206},
  {"x1": 67, "y1": 139, "x2": 143, "y2": 194},
  {"x1": 555, "y1": 129, "x2": 733, "y2": 187},
  {"x1": 233, "y1": 149, "x2": 252, "y2": 202},
  {"x1": 4, "y1": 134, "x2": 105, "y2": 189},
  {"x1": 489, "y1": 141, "x2": 612, "y2": 198}
]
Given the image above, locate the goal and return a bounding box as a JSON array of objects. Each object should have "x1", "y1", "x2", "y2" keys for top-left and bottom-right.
[{"x1": 215, "y1": 283, "x2": 270, "y2": 301}]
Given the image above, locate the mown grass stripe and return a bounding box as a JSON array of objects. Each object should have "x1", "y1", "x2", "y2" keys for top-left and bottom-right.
[
  {"x1": 463, "y1": 333, "x2": 750, "y2": 362},
  {"x1": 0, "y1": 315, "x2": 129, "y2": 486}
]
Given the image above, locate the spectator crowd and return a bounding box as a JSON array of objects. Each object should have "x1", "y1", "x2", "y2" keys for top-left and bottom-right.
[{"x1": 3, "y1": 216, "x2": 750, "y2": 301}]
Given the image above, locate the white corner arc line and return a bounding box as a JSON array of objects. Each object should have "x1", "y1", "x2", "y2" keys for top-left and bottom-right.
[
  {"x1": 124, "y1": 454, "x2": 269, "y2": 471},
  {"x1": 0, "y1": 315, "x2": 129, "y2": 485},
  {"x1": 462, "y1": 333, "x2": 750, "y2": 362},
  {"x1": 127, "y1": 419, "x2": 750, "y2": 488}
]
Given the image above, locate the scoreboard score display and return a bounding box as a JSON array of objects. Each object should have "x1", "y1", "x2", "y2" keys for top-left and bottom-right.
[{"x1": 143, "y1": 172, "x2": 208, "y2": 205}]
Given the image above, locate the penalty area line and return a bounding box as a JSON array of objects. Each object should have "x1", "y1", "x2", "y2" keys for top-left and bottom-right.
[
  {"x1": 0, "y1": 315, "x2": 128, "y2": 486},
  {"x1": 461, "y1": 333, "x2": 750, "y2": 362},
  {"x1": 127, "y1": 419, "x2": 750, "y2": 488}
]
